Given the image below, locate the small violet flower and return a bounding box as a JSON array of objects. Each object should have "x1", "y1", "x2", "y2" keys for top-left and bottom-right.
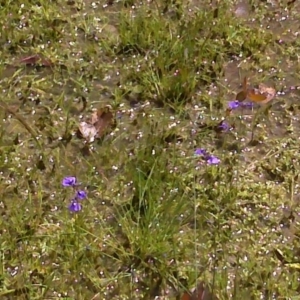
[
  {"x1": 218, "y1": 121, "x2": 230, "y2": 132},
  {"x1": 62, "y1": 176, "x2": 77, "y2": 187},
  {"x1": 69, "y1": 201, "x2": 82, "y2": 212},
  {"x1": 194, "y1": 148, "x2": 207, "y2": 156},
  {"x1": 62, "y1": 176, "x2": 87, "y2": 212},
  {"x1": 76, "y1": 190, "x2": 87, "y2": 200},
  {"x1": 195, "y1": 148, "x2": 220, "y2": 165},
  {"x1": 228, "y1": 100, "x2": 254, "y2": 110},
  {"x1": 206, "y1": 155, "x2": 220, "y2": 165},
  {"x1": 228, "y1": 100, "x2": 240, "y2": 110}
]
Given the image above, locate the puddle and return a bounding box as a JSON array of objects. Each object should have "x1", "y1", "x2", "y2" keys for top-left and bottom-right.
[{"x1": 1, "y1": 1, "x2": 300, "y2": 299}]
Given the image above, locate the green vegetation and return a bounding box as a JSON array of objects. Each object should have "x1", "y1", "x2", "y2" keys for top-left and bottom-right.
[{"x1": 1, "y1": 0, "x2": 300, "y2": 299}]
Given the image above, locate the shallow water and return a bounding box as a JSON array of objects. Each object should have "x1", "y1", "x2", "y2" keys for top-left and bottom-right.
[{"x1": 1, "y1": 1, "x2": 300, "y2": 299}]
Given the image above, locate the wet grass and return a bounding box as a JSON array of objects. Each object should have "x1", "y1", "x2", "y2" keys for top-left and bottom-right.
[{"x1": 1, "y1": 0, "x2": 300, "y2": 299}]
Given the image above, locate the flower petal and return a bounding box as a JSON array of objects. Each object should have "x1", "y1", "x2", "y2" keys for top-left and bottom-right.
[
  {"x1": 68, "y1": 201, "x2": 82, "y2": 212},
  {"x1": 76, "y1": 190, "x2": 87, "y2": 200},
  {"x1": 195, "y1": 148, "x2": 207, "y2": 156},
  {"x1": 62, "y1": 176, "x2": 77, "y2": 187},
  {"x1": 218, "y1": 121, "x2": 230, "y2": 132},
  {"x1": 228, "y1": 100, "x2": 240, "y2": 110},
  {"x1": 206, "y1": 155, "x2": 220, "y2": 165}
]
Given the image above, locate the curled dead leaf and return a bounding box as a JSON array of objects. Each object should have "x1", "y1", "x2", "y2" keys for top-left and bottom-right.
[
  {"x1": 17, "y1": 54, "x2": 53, "y2": 67},
  {"x1": 236, "y1": 77, "x2": 276, "y2": 104},
  {"x1": 247, "y1": 83, "x2": 276, "y2": 104},
  {"x1": 235, "y1": 90, "x2": 247, "y2": 101},
  {"x1": 77, "y1": 105, "x2": 115, "y2": 142},
  {"x1": 78, "y1": 122, "x2": 98, "y2": 143}
]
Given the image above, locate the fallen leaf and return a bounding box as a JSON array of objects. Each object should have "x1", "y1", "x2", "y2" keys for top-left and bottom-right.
[
  {"x1": 78, "y1": 122, "x2": 98, "y2": 143},
  {"x1": 235, "y1": 90, "x2": 247, "y2": 101},
  {"x1": 247, "y1": 83, "x2": 276, "y2": 104},
  {"x1": 236, "y1": 77, "x2": 276, "y2": 104},
  {"x1": 77, "y1": 105, "x2": 115, "y2": 142},
  {"x1": 17, "y1": 54, "x2": 52, "y2": 67},
  {"x1": 91, "y1": 106, "x2": 114, "y2": 137}
]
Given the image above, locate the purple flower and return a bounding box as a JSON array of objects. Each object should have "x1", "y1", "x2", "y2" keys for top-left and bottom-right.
[
  {"x1": 195, "y1": 148, "x2": 220, "y2": 165},
  {"x1": 240, "y1": 101, "x2": 254, "y2": 108},
  {"x1": 62, "y1": 176, "x2": 87, "y2": 212},
  {"x1": 228, "y1": 100, "x2": 254, "y2": 110},
  {"x1": 62, "y1": 176, "x2": 77, "y2": 187},
  {"x1": 195, "y1": 148, "x2": 207, "y2": 156},
  {"x1": 206, "y1": 155, "x2": 220, "y2": 165},
  {"x1": 76, "y1": 190, "x2": 87, "y2": 200},
  {"x1": 69, "y1": 201, "x2": 82, "y2": 212},
  {"x1": 228, "y1": 100, "x2": 240, "y2": 110},
  {"x1": 218, "y1": 121, "x2": 230, "y2": 132}
]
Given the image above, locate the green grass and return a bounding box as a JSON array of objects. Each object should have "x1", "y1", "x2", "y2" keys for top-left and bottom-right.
[{"x1": 1, "y1": 0, "x2": 300, "y2": 299}]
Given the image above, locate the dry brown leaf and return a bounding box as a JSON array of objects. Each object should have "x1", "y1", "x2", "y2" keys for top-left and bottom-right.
[
  {"x1": 78, "y1": 122, "x2": 98, "y2": 142},
  {"x1": 236, "y1": 77, "x2": 276, "y2": 104},
  {"x1": 91, "y1": 106, "x2": 114, "y2": 137},
  {"x1": 17, "y1": 54, "x2": 53, "y2": 67},
  {"x1": 247, "y1": 83, "x2": 276, "y2": 104},
  {"x1": 77, "y1": 105, "x2": 115, "y2": 142},
  {"x1": 258, "y1": 83, "x2": 276, "y2": 99},
  {"x1": 235, "y1": 90, "x2": 247, "y2": 101}
]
